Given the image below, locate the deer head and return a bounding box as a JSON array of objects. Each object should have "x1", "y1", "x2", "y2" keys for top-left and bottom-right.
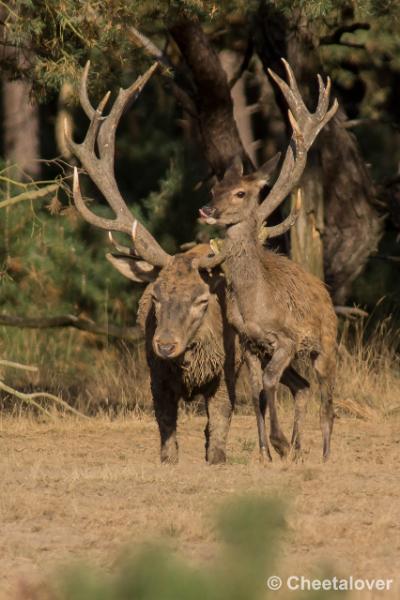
[
  {"x1": 199, "y1": 153, "x2": 281, "y2": 227},
  {"x1": 107, "y1": 243, "x2": 222, "y2": 359},
  {"x1": 200, "y1": 59, "x2": 338, "y2": 239}
]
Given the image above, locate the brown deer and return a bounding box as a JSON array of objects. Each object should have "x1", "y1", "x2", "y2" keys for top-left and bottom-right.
[
  {"x1": 107, "y1": 241, "x2": 241, "y2": 464},
  {"x1": 199, "y1": 60, "x2": 339, "y2": 461},
  {"x1": 65, "y1": 61, "x2": 309, "y2": 464}
]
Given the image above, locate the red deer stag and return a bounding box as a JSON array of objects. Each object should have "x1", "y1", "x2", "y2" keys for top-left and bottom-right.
[
  {"x1": 199, "y1": 60, "x2": 339, "y2": 461},
  {"x1": 65, "y1": 61, "x2": 309, "y2": 464}
]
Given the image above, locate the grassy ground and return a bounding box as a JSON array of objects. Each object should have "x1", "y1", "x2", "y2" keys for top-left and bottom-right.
[{"x1": 1, "y1": 411, "x2": 399, "y2": 599}]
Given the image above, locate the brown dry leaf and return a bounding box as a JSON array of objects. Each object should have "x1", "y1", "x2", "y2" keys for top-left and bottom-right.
[
  {"x1": 46, "y1": 195, "x2": 63, "y2": 215},
  {"x1": 5, "y1": 256, "x2": 24, "y2": 274}
]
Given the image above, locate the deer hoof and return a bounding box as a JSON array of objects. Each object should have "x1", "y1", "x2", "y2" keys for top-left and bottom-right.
[
  {"x1": 207, "y1": 448, "x2": 227, "y2": 465},
  {"x1": 259, "y1": 446, "x2": 272, "y2": 466},
  {"x1": 270, "y1": 435, "x2": 290, "y2": 459}
]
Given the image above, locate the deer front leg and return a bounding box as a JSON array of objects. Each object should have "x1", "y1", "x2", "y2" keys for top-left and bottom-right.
[
  {"x1": 152, "y1": 379, "x2": 179, "y2": 464},
  {"x1": 245, "y1": 350, "x2": 272, "y2": 465},
  {"x1": 205, "y1": 380, "x2": 233, "y2": 465},
  {"x1": 262, "y1": 342, "x2": 294, "y2": 458}
]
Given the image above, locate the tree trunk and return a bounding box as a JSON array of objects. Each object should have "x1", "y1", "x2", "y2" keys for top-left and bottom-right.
[
  {"x1": 2, "y1": 78, "x2": 40, "y2": 180},
  {"x1": 170, "y1": 17, "x2": 254, "y2": 177},
  {"x1": 254, "y1": 5, "x2": 383, "y2": 303},
  {"x1": 219, "y1": 50, "x2": 258, "y2": 166},
  {"x1": 290, "y1": 159, "x2": 325, "y2": 281}
]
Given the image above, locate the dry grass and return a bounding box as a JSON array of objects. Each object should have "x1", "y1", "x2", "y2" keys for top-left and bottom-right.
[
  {"x1": 1, "y1": 316, "x2": 399, "y2": 597},
  {"x1": 335, "y1": 318, "x2": 400, "y2": 418},
  {"x1": 0, "y1": 328, "x2": 152, "y2": 415},
  {"x1": 0, "y1": 412, "x2": 399, "y2": 599},
  {"x1": 1, "y1": 316, "x2": 400, "y2": 420}
]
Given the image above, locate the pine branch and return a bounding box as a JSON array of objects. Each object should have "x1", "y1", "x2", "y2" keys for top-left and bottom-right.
[
  {"x1": 320, "y1": 22, "x2": 370, "y2": 46},
  {"x1": 0, "y1": 183, "x2": 59, "y2": 210},
  {"x1": 0, "y1": 314, "x2": 142, "y2": 342},
  {"x1": 128, "y1": 26, "x2": 198, "y2": 119}
]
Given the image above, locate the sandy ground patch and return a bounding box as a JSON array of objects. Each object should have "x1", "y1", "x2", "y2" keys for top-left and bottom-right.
[{"x1": 0, "y1": 412, "x2": 399, "y2": 598}]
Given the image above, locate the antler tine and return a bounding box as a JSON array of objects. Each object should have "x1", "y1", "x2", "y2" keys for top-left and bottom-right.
[
  {"x1": 72, "y1": 167, "x2": 125, "y2": 232},
  {"x1": 108, "y1": 231, "x2": 139, "y2": 256},
  {"x1": 268, "y1": 69, "x2": 300, "y2": 118},
  {"x1": 322, "y1": 97, "x2": 339, "y2": 128},
  {"x1": 97, "y1": 62, "x2": 159, "y2": 163},
  {"x1": 281, "y1": 58, "x2": 306, "y2": 109},
  {"x1": 268, "y1": 59, "x2": 307, "y2": 119},
  {"x1": 84, "y1": 91, "x2": 110, "y2": 152},
  {"x1": 315, "y1": 74, "x2": 331, "y2": 118},
  {"x1": 79, "y1": 61, "x2": 96, "y2": 120},
  {"x1": 258, "y1": 188, "x2": 302, "y2": 243}
]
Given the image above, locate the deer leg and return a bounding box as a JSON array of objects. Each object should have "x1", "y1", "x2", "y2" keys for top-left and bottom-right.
[
  {"x1": 265, "y1": 388, "x2": 290, "y2": 458},
  {"x1": 314, "y1": 353, "x2": 336, "y2": 461},
  {"x1": 152, "y1": 381, "x2": 179, "y2": 464},
  {"x1": 245, "y1": 350, "x2": 272, "y2": 464},
  {"x1": 205, "y1": 382, "x2": 233, "y2": 465},
  {"x1": 281, "y1": 367, "x2": 310, "y2": 460},
  {"x1": 262, "y1": 344, "x2": 294, "y2": 458}
]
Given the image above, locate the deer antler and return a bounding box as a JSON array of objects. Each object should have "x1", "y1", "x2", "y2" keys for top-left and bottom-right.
[
  {"x1": 258, "y1": 188, "x2": 302, "y2": 243},
  {"x1": 65, "y1": 61, "x2": 171, "y2": 268},
  {"x1": 257, "y1": 59, "x2": 338, "y2": 227}
]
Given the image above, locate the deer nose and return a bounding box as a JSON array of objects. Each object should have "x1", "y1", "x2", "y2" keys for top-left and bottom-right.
[
  {"x1": 156, "y1": 341, "x2": 177, "y2": 358},
  {"x1": 199, "y1": 205, "x2": 215, "y2": 218}
]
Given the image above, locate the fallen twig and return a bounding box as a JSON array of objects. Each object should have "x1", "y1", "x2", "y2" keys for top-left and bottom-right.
[
  {"x1": 0, "y1": 359, "x2": 38, "y2": 372},
  {"x1": 0, "y1": 380, "x2": 89, "y2": 419},
  {"x1": 335, "y1": 306, "x2": 368, "y2": 320}
]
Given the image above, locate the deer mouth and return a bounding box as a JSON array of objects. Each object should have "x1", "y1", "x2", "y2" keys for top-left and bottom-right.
[{"x1": 199, "y1": 207, "x2": 217, "y2": 225}]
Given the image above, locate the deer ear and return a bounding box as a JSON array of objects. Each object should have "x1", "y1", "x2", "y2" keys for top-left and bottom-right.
[
  {"x1": 106, "y1": 253, "x2": 158, "y2": 283},
  {"x1": 221, "y1": 155, "x2": 244, "y2": 184},
  {"x1": 255, "y1": 152, "x2": 281, "y2": 185}
]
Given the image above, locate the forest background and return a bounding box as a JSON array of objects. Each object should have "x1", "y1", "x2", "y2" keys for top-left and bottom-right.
[{"x1": 0, "y1": 0, "x2": 399, "y2": 412}]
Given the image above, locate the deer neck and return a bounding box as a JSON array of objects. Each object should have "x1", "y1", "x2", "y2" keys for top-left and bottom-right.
[
  {"x1": 222, "y1": 217, "x2": 273, "y2": 342},
  {"x1": 224, "y1": 217, "x2": 259, "y2": 262}
]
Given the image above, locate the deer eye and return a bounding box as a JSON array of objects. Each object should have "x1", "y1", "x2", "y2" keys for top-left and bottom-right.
[
  {"x1": 235, "y1": 191, "x2": 246, "y2": 198},
  {"x1": 194, "y1": 296, "x2": 209, "y2": 306}
]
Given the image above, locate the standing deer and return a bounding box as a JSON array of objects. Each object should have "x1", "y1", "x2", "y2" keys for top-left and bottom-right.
[
  {"x1": 65, "y1": 60, "x2": 309, "y2": 464},
  {"x1": 199, "y1": 60, "x2": 339, "y2": 461},
  {"x1": 107, "y1": 241, "x2": 241, "y2": 464}
]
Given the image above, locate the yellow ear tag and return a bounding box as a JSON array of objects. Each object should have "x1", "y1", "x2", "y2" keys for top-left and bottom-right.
[{"x1": 210, "y1": 238, "x2": 224, "y2": 255}]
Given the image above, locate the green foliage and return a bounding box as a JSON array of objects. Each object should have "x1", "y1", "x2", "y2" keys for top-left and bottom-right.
[
  {"x1": 0, "y1": 149, "x2": 206, "y2": 325},
  {"x1": 1, "y1": 0, "x2": 400, "y2": 334},
  {"x1": 2, "y1": 0, "x2": 218, "y2": 97},
  {"x1": 47, "y1": 496, "x2": 344, "y2": 600}
]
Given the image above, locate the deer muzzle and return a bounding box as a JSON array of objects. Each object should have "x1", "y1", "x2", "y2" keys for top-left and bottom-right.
[
  {"x1": 199, "y1": 205, "x2": 217, "y2": 225},
  {"x1": 154, "y1": 338, "x2": 178, "y2": 358}
]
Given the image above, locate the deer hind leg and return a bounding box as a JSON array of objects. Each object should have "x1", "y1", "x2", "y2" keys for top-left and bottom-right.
[
  {"x1": 152, "y1": 381, "x2": 179, "y2": 464},
  {"x1": 314, "y1": 353, "x2": 336, "y2": 461},
  {"x1": 265, "y1": 388, "x2": 290, "y2": 458},
  {"x1": 262, "y1": 344, "x2": 294, "y2": 458},
  {"x1": 205, "y1": 383, "x2": 233, "y2": 465},
  {"x1": 245, "y1": 350, "x2": 272, "y2": 465},
  {"x1": 281, "y1": 366, "x2": 310, "y2": 460}
]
